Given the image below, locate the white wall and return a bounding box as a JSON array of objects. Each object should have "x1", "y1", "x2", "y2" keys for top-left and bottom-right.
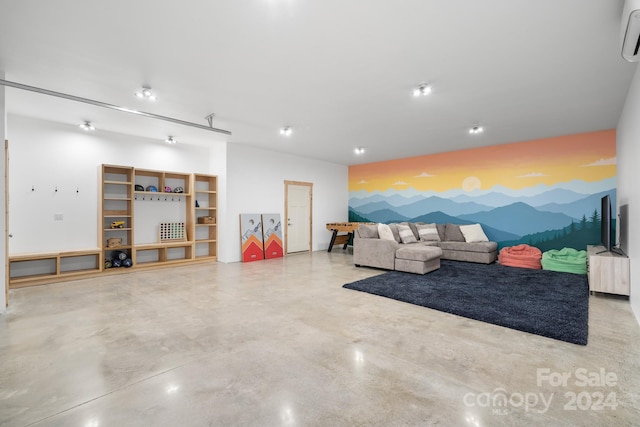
[
  {"x1": 222, "y1": 144, "x2": 348, "y2": 263},
  {"x1": 617, "y1": 63, "x2": 640, "y2": 325},
  {"x1": 7, "y1": 114, "x2": 347, "y2": 266},
  {"x1": 1, "y1": 72, "x2": 6, "y2": 312},
  {"x1": 7, "y1": 114, "x2": 218, "y2": 254}
]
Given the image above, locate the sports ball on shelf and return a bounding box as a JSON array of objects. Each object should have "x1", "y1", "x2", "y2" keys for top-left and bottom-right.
[
  {"x1": 173, "y1": 186, "x2": 184, "y2": 193},
  {"x1": 117, "y1": 251, "x2": 128, "y2": 260},
  {"x1": 122, "y1": 258, "x2": 133, "y2": 268},
  {"x1": 146, "y1": 185, "x2": 158, "y2": 192},
  {"x1": 112, "y1": 259, "x2": 122, "y2": 268},
  {"x1": 164, "y1": 186, "x2": 172, "y2": 192},
  {"x1": 104, "y1": 259, "x2": 112, "y2": 269},
  {"x1": 135, "y1": 184, "x2": 145, "y2": 191}
]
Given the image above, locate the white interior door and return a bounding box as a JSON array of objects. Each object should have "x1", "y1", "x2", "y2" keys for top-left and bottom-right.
[{"x1": 285, "y1": 181, "x2": 312, "y2": 253}]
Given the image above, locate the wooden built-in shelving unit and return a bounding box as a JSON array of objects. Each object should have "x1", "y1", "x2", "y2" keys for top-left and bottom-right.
[{"x1": 8, "y1": 165, "x2": 218, "y2": 287}]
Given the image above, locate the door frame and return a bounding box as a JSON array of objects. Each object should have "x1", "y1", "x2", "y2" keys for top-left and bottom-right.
[{"x1": 284, "y1": 180, "x2": 313, "y2": 254}]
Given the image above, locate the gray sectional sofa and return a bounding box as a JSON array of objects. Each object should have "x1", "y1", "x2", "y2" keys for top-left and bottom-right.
[{"x1": 353, "y1": 222, "x2": 498, "y2": 271}]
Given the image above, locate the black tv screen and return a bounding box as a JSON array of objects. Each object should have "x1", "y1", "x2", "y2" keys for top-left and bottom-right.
[{"x1": 601, "y1": 195, "x2": 612, "y2": 251}]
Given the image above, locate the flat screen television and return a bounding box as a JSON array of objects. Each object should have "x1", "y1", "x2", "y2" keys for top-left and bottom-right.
[{"x1": 601, "y1": 195, "x2": 613, "y2": 252}]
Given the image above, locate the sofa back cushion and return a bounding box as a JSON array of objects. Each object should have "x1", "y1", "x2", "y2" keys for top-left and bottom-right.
[
  {"x1": 397, "y1": 224, "x2": 418, "y2": 244},
  {"x1": 416, "y1": 223, "x2": 441, "y2": 241},
  {"x1": 444, "y1": 223, "x2": 466, "y2": 242},
  {"x1": 358, "y1": 223, "x2": 379, "y2": 239},
  {"x1": 377, "y1": 223, "x2": 396, "y2": 241}
]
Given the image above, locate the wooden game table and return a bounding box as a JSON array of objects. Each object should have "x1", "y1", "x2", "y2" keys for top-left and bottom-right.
[{"x1": 325, "y1": 222, "x2": 372, "y2": 252}]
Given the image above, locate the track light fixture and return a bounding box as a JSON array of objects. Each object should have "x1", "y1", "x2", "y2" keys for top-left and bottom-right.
[
  {"x1": 413, "y1": 84, "x2": 432, "y2": 97},
  {"x1": 165, "y1": 136, "x2": 177, "y2": 144},
  {"x1": 469, "y1": 125, "x2": 484, "y2": 135},
  {"x1": 79, "y1": 121, "x2": 95, "y2": 131},
  {"x1": 135, "y1": 86, "x2": 157, "y2": 101},
  {"x1": 354, "y1": 147, "x2": 365, "y2": 155},
  {"x1": 280, "y1": 126, "x2": 292, "y2": 136}
]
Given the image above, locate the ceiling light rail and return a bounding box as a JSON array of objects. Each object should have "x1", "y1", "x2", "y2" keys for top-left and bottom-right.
[{"x1": 0, "y1": 78, "x2": 232, "y2": 136}]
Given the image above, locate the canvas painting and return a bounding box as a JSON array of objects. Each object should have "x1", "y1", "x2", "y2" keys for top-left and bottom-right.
[
  {"x1": 262, "y1": 213, "x2": 283, "y2": 259},
  {"x1": 240, "y1": 213, "x2": 264, "y2": 262}
]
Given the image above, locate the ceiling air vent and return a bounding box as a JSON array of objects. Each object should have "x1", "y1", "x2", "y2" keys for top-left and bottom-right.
[{"x1": 622, "y1": 0, "x2": 640, "y2": 62}]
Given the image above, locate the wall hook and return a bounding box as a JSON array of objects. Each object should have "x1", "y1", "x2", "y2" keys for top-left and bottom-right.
[
  {"x1": 55, "y1": 186, "x2": 58, "y2": 193},
  {"x1": 32, "y1": 185, "x2": 35, "y2": 192},
  {"x1": 76, "y1": 187, "x2": 79, "y2": 194}
]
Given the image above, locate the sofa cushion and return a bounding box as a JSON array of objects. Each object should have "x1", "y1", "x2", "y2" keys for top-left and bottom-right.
[
  {"x1": 396, "y1": 246, "x2": 442, "y2": 261},
  {"x1": 439, "y1": 241, "x2": 498, "y2": 253},
  {"x1": 377, "y1": 223, "x2": 395, "y2": 241},
  {"x1": 436, "y1": 223, "x2": 446, "y2": 241},
  {"x1": 416, "y1": 223, "x2": 441, "y2": 241},
  {"x1": 460, "y1": 223, "x2": 489, "y2": 243},
  {"x1": 444, "y1": 223, "x2": 465, "y2": 242},
  {"x1": 407, "y1": 222, "x2": 421, "y2": 240},
  {"x1": 388, "y1": 223, "x2": 402, "y2": 243},
  {"x1": 397, "y1": 224, "x2": 418, "y2": 244},
  {"x1": 358, "y1": 224, "x2": 379, "y2": 239}
]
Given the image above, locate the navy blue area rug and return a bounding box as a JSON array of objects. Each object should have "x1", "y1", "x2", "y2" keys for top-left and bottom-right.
[{"x1": 344, "y1": 260, "x2": 589, "y2": 345}]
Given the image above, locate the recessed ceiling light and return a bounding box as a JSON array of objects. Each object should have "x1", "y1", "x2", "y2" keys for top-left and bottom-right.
[
  {"x1": 412, "y1": 84, "x2": 431, "y2": 97},
  {"x1": 280, "y1": 126, "x2": 292, "y2": 136},
  {"x1": 135, "y1": 86, "x2": 157, "y2": 101},
  {"x1": 165, "y1": 136, "x2": 177, "y2": 144},
  {"x1": 79, "y1": 121, "x2": 95, "y2": 131},
  {"x1": 354, "y1": 147, "x2": 365, "y2": 155},
  {"x1": 469, "y1": 125, "x2": 484, "y2": 134}
]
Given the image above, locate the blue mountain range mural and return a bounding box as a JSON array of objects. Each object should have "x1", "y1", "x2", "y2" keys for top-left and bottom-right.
[{"x1": 349, "y1": 181, "x2": 616, "y2": 251}]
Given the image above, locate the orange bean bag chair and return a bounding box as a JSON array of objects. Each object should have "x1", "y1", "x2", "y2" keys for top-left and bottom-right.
[{"x1": 498, "y1": 244, "x2": 542, "y2": 269}]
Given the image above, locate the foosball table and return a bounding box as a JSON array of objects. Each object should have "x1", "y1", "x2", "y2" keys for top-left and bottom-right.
[{"x1": 325, "y1": 222, "x2": 372, "y2": 252}]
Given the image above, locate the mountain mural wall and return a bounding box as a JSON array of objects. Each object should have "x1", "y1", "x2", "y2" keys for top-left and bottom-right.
[{"x1": 348, "y1": 130, "x2": 617, "y2": 251}]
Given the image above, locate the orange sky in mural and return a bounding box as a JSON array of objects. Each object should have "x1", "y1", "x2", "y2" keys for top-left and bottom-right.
[{"x1": 349, "y1": 130, "x2": 616, "y2": 192}]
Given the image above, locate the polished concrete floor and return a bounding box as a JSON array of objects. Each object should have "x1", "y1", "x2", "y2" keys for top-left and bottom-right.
[{"x1": 1, "y1": 250, "x2": 639, "y2": 427}]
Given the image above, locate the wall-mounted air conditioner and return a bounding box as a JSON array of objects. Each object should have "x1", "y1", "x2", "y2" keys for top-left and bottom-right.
[{"x1": 622, "y1": 0, "x2": 640, "y2": 61}]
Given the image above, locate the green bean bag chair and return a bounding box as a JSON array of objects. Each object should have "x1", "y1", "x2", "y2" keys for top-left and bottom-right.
[{"x1": 541, "y1": 247, "x2": 588, "y2": 275}]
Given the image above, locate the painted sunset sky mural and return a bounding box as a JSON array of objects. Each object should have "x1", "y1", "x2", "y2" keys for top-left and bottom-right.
[{"x1": 348, "y1": 130, "x2": 616, "y2": 251}]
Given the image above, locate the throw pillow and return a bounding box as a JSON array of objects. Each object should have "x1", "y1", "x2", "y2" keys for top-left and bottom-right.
[
  {"x1": 407, "y1": 222, "x2": 421, "y2": 241},
  {"x1": 460, "y1": 223, "x2": 489, "y2": 243},
  {"x1": 397, "y1": 224, "x2": 418, "y2": 244},
  {"x1": 377, "y1": 223, "x2": 395, "y2": 241},
  {"x1": 387, "y1": 223, "x2": 402, "y2": 243},
  {"x1": 358, "y1": 224, "x2": 379, "y2": 239},
  {"x1": 444, "y1": 223, "x2": 466, "y2": 242},
  {"x1": 436, "y1": 223, "x2": 446, "y2": 241},
  {"x1": 416, "y1": 223, "x2": 440, "y2": 241}
]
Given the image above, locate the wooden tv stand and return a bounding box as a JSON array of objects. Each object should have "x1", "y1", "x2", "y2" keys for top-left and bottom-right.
[{"x1": 587, "y1": 245, "x2": 630, "y2": 296}]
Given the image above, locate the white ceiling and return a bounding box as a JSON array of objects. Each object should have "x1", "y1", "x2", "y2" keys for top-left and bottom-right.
[{"x1": 0, "y1": 0, "x2": 637, "y2": 165}]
